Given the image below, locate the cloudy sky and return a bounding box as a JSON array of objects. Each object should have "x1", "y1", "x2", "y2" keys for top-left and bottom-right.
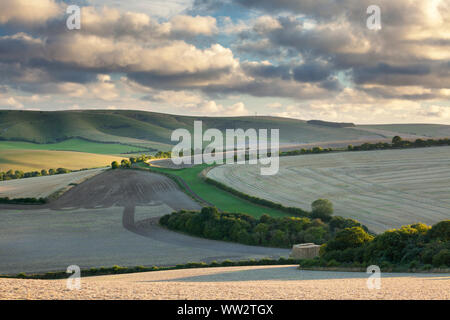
[{"x1": 0, "y1": 0, "x2": 449, "y2": 124}]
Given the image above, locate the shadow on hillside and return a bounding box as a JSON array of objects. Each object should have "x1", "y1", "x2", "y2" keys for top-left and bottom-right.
[{"x1": 146, "y1": 266, "x2": 450, "y2": 282}]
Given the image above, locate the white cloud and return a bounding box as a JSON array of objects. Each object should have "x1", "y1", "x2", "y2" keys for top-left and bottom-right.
[
  {"x1": 168, "y1": 15, "x2": 218, "y2": 36},
  {"x1": 87, "y1": 0, "x2": 194, "y2": 18},
  {"x1": 0, "y1": 0, "x2": 62, "y2": 25}
]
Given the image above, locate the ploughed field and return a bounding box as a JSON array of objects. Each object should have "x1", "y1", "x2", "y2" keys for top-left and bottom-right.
[
  {"x1": 0, "y1": 170, "x2": 289, "y2": 274},
  {"x1": 207, "y1": 146, "x2": 450, "y2": 233}
]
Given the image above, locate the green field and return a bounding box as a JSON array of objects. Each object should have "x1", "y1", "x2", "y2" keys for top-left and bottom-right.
[
  {"x1": 0, "y1": 138, "x2": 147, "y2": 155},
  {"x1": 0, "y1": 150, "x2": 125, "y2": 172},
  {"x1": 139, "y1": 163, "x2": 289, "y2": 218}
]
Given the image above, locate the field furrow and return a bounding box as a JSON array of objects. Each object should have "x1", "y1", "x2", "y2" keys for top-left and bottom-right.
[{"x1": 207, "y1": 147, "x2": 450, "y2": 233}]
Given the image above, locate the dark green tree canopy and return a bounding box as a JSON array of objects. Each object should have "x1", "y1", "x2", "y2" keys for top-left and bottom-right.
[{"x1": 311, "y1": 199, "x2": 334, "y2": 221}]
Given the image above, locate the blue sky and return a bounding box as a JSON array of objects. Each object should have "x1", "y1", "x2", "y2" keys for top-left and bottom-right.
[{"x1": 0, "y1": 0, "x2": 449, "y2": 124}]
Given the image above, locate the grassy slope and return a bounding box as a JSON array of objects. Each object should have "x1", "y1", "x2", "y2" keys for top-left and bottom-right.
[
  {"x1": 141, "y1": 163, "x2": 289, "y2": 218},
  {"x1": 0, "y1": 110, "x2": 386, "y2": 149},
  {"x1": 0, "y1": 150, "x2": 124, "y2": 172},
  {"x1": 359, "y1": 124, "x2": 450, "y2": 138}
]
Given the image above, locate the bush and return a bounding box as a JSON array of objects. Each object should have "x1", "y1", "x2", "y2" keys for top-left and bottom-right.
[
  {"x1": 432, "y1": 249, "x2": 450, "y2": 267},
  {"x1": 428, "y1": 220, "x2": 450, "y2": 241},
  {"x1": 311, "y1": 199, "x2": 333, "y2": 221},
  {"x1": 111, "y1": 161, "x2": 119, "y2": 169},
  {"x1": 326, "y1": 227, "x2": 373, "y2": 251},
  {"x1": 160, "y1": 207, "x2": 333, "y2": 248}
]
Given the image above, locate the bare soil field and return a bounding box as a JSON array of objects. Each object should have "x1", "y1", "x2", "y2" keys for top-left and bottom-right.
[
  {"x1": 207, "y1": 146, "x2": 450, "y2": 233},
  {"x1": 0, "y1": 170, "x2": 289, "y2": 274},
  {"x1": 1, "y1": 265, "x2": 448, "y2": 300},
  {"x1": 0, "y1": 168, "x2": 105, "y2": 199}
]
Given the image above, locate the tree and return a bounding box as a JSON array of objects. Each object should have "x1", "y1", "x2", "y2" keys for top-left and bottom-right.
[
  {"x1": 200, "y1": 207, "x2": 219, "y2": 220},
  {"x1": 392, "y1": 136, "x2": 402, "y2": 146},
  {"x1": 432, "y1": 249, "x2": 450, "y2": 267},
  {"x1": 429, "y1": 220, "x2": 450, "y2": 241},
  {"x1": 111, "y1": 161, "x2": 119, "y2": 169},
  {"x1": 56, "y1": 168, "x2": 70, "y2": 174},
  {"x1": 311, "y1": 199, "x2": 334, "y2": 220},
  {"x1": 327, "y1": 227, "x2": 374, "y2": 251},
  {"x1": 120, "y1": 159, "x2": 131, "y2": 168}
]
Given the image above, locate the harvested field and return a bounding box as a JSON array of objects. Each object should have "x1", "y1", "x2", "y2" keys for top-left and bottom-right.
[
  {"x1": 0, "y1": 168, "x2": 105, "y2": 199},
  {"x1": 207, "y1": 146, "x2": 450, "y2": 233},
  {"x1": 1, "y1": 266, "x2": 449, "y2": 300},
  {"x1": 0, "y1": 149, "x2": 125, "y2": 172},
  {"x1": 0, "y1": 170, "x2": 289, "y2": 274},
  {"x1": 0, "y1": 139, "x2": 147, "y2": 155}
]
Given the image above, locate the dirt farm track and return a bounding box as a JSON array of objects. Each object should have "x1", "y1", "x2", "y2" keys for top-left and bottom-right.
[{"x1": 0, "y1": 170, "x2": 289, "y2": 275}]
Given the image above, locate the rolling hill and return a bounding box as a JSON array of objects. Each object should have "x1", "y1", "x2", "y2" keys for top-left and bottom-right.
[
  {"x1": 1, "y1": 110, "x2": 449, "y2": 152},
  {"x1": 0, "y1": 110, "x2": 381, "y2": 150}
]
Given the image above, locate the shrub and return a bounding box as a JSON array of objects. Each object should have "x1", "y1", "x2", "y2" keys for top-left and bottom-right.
[
  {"x1": 432, "y1": 249, "x2": 450, "y2": 267},
  {"x1": 111, "y1": 161, "x2": 119, "y2": 169},
  {"x1": 326, "y1": 227, "x2": 373, "y2": 251},
  {"x1": 311, "y1": 199, "x2": 334, "y2": 221},
  {"x1": 160, "y1": 207, "x2": 331, "y2": 248},
  {"x1": 428, "y1": 220, "x2": 450, "y2": 241}
]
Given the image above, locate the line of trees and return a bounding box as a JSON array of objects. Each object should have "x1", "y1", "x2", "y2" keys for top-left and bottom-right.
[
  {"x1": 111, "y1": 152, "x2": 173, "y2": 169},
  {"x1": 0, "y1": 197, "x2": 47, "y2": 205},
  {"x1": 280, "y1": 136, "x2": 450, "y2": 158},
  {"x1": 280, "y1": 147, "x2": 333, "y2": 157},
  {"x1": 316, "y1": 220, "x2": 450, "y2": 270},
  {"x1": 160, "y1": 205, "x2": 366, "y2": 249},
  {"x1": 0, "y1": 168, "x2": 71, "y2": 181},
  {"x1": 348, "y1": 136, "x2": 450, "y2": 151}
]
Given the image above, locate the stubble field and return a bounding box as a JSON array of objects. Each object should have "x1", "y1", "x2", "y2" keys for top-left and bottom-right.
[
  {"x1": 1, "y1": 266, "x2": 449, "y2": 300},
  {"x1": 0, "y1": 170, "x2": 289, "y2": 275},
  {"x1": 207, "y1": 146, "x2": 450, "y2": 233},
  {"x1": 0, "y1": 168, "x2": 105, "y2": 199},
  {"x1": 0, "y1": 149, "x2": 125, "y2": 172}
]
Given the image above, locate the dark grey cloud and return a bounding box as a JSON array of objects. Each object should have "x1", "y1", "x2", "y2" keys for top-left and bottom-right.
[
  {"x1": 293, "y1": 63, "x2": 333, "y2": 83},
  {"x1": 353, "y1": 63, "x2": 431, "y2": 84},
  {"x1": 242, "y1": 63, "x2": 292, "y2": 80},
  {"x1": 127, "y1": 66, "x2": 234, "y2": 90}
]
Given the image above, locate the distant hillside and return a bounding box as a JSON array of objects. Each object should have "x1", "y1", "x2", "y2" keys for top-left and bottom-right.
[
  {"x1": 357, "y1": 124, "x2": 450, "y2": 139},
  {"x1": 307, "y1": 120, "x2": 356, "y2": 128},
  {"x1": 0, "y1": 110, "x2": 386, "y2": 150}
]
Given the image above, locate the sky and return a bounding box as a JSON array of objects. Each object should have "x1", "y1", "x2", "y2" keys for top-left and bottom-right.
[{"x1": 0, "y1": 0, "x2": 449, "y2": 124}]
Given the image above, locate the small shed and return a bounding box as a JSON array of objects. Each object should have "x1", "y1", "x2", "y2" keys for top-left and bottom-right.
[{"x1": 290, "y1": 243, "x2": 321, "y2": 259}]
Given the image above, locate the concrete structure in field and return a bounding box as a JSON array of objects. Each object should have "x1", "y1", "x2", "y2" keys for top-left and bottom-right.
[{"x1": 290, "y1": 243, "x2": 321, "y2": 259}]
